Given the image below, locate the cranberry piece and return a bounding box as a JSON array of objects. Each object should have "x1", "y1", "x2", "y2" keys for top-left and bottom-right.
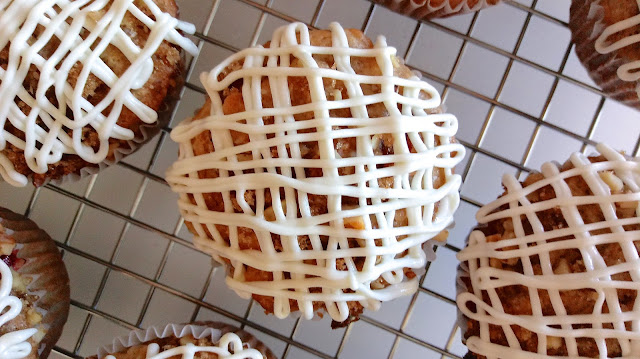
[{"x1": 0, "y1": 250, "x2": 24, "y2": 271}]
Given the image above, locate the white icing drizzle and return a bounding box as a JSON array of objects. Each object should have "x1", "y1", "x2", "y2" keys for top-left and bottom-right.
[
  {"x1": 0, "y1": 0, "x2": 198, "y2": 187},
  {"x1": 98, "y1": 324, "x2": 268, "y2": 359},
  {"x1": 0, "y1": 259, "x2": 38, "y2": 359},
  {"x1": 388, "y1": 0, "x2": 494, "y2": 13},
  {"x1": 104, "y1": 333, "x2": 264, "y2": 359},
  {"x1": 594, "y1": 0, "x2": 640, "y2": 99},
  {"x1": 145, "y1": 343, "x2": 160, "y2": 358},
  {"x1": 457, "y1": 143, "x2": 640, "y2": 359},
  {"x1": 167, "y1": 22, "x2": 464, "y2": 322},
  {"x1": 104, "y1": 333, "x2": 263, "y2": 359}
]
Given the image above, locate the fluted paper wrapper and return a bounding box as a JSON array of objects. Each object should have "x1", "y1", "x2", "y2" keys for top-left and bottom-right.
[
  {"x1": 455, "y1": 226, "x2": 481, "y2": 359},
  {"x1": 569, "y1": 0, "x2": 640, "y2": 110},
  {"x1": 369, "y1": 0, "x2": 501, "y2": 20},
  {"x1": 94, "y1": 322, "x2": 276, "y2": 359},
  {"x1": 1, "y1": 51, "x2": 187, "y2": 188},
  {"x1": 456, "y1": 259, "x2": 474, "y2": 358},
  {"x1": 0, "y1": 207, "x2": 71, "y2": 358}
]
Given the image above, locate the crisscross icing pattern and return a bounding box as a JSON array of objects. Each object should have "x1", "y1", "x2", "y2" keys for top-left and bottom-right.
[
  {"x1": 0, "y1": 0, "x2": 198, "y2": 187},
  {"x1": 457, "y1": 143, "x2": 640, "y2": 359},
  {"x1": 167, "y1": 22, "x2": 464, "y2": 322},
  {"x1": 104, "y1": 333, "x2": 264, "y2": 359}
]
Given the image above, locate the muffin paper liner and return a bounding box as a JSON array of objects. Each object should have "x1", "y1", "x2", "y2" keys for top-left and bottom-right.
[
  {"x1": 95, "y1": 322, "x2": 276, "y2": 359},
  {"x1": 369, "y1": 0, "x2": 501, "y2": 20},
  {"x1": 0, "y1": 207, "x2": 71, "y2": 358},
  {"x1": 570, "y1": 0, "x2": 640, "y2": 110},
  {"x1": 0, "y1": 49, "x2": 187, "y2": 188},
  {"x1": 455, "y1": 222, "x2": 473, "y2": 354}
]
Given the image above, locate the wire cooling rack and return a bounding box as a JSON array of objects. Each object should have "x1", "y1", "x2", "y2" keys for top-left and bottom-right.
[{"x1": 2, "y1": 0, "x2": 640, "y2": 358}]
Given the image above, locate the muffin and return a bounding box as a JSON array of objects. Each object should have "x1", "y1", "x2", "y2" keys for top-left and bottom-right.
[
  {"x1": 167, "y1": 22, "x2": 465, "y2": 327},
  {"x1": 90, "y1": 322, "x2": 276, "y2": 359},
  {"x1": 0, "y1": 0, "x2": 198, "y2": 187},
  {"x1": 570, "y1": 0, "x2": 640, "y2": 110},
  {"x1": 457, "y1": 143, "x2": 640, "y2": 358},
  {"x1": 369, "y1": 0, "x2": 501, "y2": 20},
  {"x1": 0, "y1": 207, "x2": 71, "y2": 359}
]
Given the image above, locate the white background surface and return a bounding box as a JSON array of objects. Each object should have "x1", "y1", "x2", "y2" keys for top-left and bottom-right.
[{"x1": 2, "y1": 0, "x2": 640, "y2": 358}]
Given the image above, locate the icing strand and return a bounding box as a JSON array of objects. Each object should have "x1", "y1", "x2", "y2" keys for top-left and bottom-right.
[
  {"x1": 104, "y1": 333, "x2": 264, "y2": 359},
  {"x1": 0, "y1": 258, "x2": 38, "y2": 359},
  {"x1": 167, "y1": 22, "x2": 464, "y2": 322},
  {"x1": 457, "y1": 143, "x2": 640, "y2": 359},
  {"x1": 388, "y1": 0, "x2": 493, "y2": 13},
  {"x1": 0, "y1": 0, "x2": 198, "y2": 187},
  {"x1": 593, "y1": 0, "x2": 640, "y2": 98}
]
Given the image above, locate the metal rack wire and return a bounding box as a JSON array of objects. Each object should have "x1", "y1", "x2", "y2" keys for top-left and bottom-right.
[{"x1": 4, "y1": 1, "x2": 639, "y2": 358}]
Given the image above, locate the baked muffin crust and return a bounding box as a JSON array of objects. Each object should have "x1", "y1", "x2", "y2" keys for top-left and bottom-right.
[
  {"x1": 458, "y1": 144, "x2": 640, "y2": 358},
  {"x1": 89, "y1": 322, "x2": 276, "y2": 359},
  {"x1": 0, "y1": 0, "x2": 197, "y2": 186},
  {"x1": 168, "y1": 22, "x2": 464, "y2": 327},
  {"x1": 570, "y1": 0, "x2": 640, "y2": 110}
]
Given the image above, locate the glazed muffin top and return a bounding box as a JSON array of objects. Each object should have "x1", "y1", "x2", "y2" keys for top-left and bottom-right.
[
  {"x1": 0, "y1": 207, "x2": 70, "y2": 359},
  {"x1": 572, "y1": 0, "x2": 640, "y2": 72},
  {"x1": 91, "y1": 323, "x2": 275, "y2": 359},
  {"x1": 0, "y1": 0, "x2": 198, "y2": 187},
  {"x1": 457, "y1": 143, "x2": 640, "y2": 358},
  {"x1": 590, "y1": 0, "x2": 640, "y2": 59},
  {"x1": 96, "y1": 333, "x2": 265, "y2": 359},
  {"x1": 0, "y1": 223, "x2": 39, "y2": 359},
  {"x1": 167, "y1": 22, "x2": 464, "y2": 324}
]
